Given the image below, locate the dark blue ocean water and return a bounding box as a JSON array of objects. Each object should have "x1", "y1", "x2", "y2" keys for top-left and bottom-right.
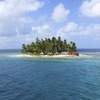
[
  {"x1": 78, "y1": 49, "x2": 100, "y2": 52},
  {"x1": 0, "y1": 49, "x2": 100, "y2": 100}
]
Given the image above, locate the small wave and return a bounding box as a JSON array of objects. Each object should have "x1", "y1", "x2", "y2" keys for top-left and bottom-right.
[
  {"x1": 6, "y1": 54, "x2": 33, "y2": 58},
  {"x1": 77, "y1": 54, "x2": 93, "y2": 58}
]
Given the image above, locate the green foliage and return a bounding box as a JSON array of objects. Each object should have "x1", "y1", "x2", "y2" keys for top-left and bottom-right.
[{"x1": 21, "y1": 37, "x2": 77, "y2": 55}]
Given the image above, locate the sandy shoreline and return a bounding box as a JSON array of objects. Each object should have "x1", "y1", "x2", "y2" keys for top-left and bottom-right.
[
  {"x1": 6, "y1": 53, "x2": 93, "y2": 59},
  {"x1": 9, "y1": 54, "x2": 79, "y2": 58}
]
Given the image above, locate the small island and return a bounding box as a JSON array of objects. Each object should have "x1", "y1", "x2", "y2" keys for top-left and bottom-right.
[{"x1": 21, "y1": 37, "x2": 79, "y2": 58}]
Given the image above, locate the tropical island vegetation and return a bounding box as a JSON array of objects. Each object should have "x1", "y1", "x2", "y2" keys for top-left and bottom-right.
[{"x1": 21, "y1": 37, "x2": 79, "y2": 56}]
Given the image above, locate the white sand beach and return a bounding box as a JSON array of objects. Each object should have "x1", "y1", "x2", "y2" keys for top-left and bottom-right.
[
  {"x1": 6, "y1": 53, "x2": 94, "y2": 59},
  {"x1": 8, "y1": 54, "x2": 79, "y2": 58}
]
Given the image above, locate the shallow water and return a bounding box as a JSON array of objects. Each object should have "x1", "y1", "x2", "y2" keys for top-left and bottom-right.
[{"x1": 0, "y1": 50, "x2": 100, "y2": 100}]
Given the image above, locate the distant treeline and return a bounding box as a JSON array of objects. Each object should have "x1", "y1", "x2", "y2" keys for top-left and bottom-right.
[{"x1": 21, "y1": 37, "x2": 77, "y2": 55}]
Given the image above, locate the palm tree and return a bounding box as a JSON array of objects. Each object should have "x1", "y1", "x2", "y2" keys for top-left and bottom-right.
[{"x1": 21, "y1": 37, "x2": 77, "y2": 55}]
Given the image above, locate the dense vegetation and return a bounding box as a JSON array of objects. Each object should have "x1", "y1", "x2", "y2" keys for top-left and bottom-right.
[{"x1": 21, "y1": 37, "x2": 77, "y2": 55}]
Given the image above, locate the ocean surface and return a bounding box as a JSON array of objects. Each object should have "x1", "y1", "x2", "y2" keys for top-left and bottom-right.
[{"x1": 0, "y1": 49, "x2": 100, "y2": 100}]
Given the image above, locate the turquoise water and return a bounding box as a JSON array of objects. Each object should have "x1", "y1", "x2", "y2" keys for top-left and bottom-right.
[{"x1": 0, "y1": 50, "x2": 100, "y2": 100}]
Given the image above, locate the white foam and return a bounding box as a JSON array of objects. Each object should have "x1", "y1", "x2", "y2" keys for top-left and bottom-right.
[
  {"x1": 6, "y1": 54, "x2": 33, "y2": 58},
  {"x1": 78, "y1": 54, "x2": 93, "y2": 58}
]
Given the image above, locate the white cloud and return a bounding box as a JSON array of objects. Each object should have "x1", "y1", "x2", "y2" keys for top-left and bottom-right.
[
  {"x1": 0, "y1": 0, "x2": 44, "y2": 37},
  {"x1": 57, "y1": 22, "x2": 100, "y2": 39},
  {"x1": 57, "y1": 22, "x2": 78, "y2": 34},
  {"x1": 32, "y1": 24, "x2": 52, "y2": 38},
  {"x1": 38, "y1": 14, "x2": 48, "y2": 21},
  {"x1": 19, "y1": 17, "x2": 34, "y2": 23},
  {"x1": 0, "y1": 0, "x2": 44, "y2": 18},
  {"x1": 17, "y1": 24, "x2": 32, "y2": 35},
  {"x1": 79, "y1": 0, "x2": 100, "y2": 17},
  {"x1": 52, "y1": 3, "x2": 70, "y2": 23},
  {"x1": 0, "y1": 37, "x2": 11, "y2": 44}
]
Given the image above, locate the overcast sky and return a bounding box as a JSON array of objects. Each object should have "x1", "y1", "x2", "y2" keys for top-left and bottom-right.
[{"x1": 0, "y1": 0, "x2": 100, "y2": 49}]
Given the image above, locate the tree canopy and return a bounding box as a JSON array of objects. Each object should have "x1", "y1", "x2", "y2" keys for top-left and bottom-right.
[{"x1": 21, "y1": 37, "x2": 77, "y2": 55}]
